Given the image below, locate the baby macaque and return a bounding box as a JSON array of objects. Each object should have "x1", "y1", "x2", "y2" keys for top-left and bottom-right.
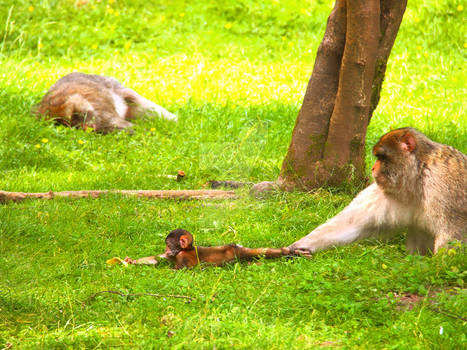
[
  {"x1": 34, "y1": 72, "x2": 177, "y2": 133},
  {"x1": 124, "y1": 229, "x2": 293, "y2": 269},
  {"x1": 289, "y1": 127, "x2": 466, "y2": 255}
]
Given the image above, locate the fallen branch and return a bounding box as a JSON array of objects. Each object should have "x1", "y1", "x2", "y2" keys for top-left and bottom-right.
[
  {"x1": 208, "y1": 180, "x2": 254, "y2": 189},
  {"x1": 86, "y1": 290, "x2": 194, "y2": 303},
  {"x1": 428, "y1": 305, "x2": 467, "y2": 322},
  {"x1": 0, "y1": 189, "x2": 236, "y2": 203}
]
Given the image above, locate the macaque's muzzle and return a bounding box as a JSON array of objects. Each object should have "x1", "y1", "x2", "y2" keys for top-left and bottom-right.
[{"x1": 159, "y1": 246, "x2": 171, "y2": 259}]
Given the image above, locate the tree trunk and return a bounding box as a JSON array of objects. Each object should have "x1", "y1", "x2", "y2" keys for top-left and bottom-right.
[{"x1": 278, "y1": 0, "x2": 406, "y2": 191}]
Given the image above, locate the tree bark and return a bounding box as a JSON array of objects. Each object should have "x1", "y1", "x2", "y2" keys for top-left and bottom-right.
[
  {"x1": 277, "y1": 0, "x2": 407, "y2": 191},
  {"x1": 279, "y1": 0, "x2": 346, "y2": 190},
  {"x1": 0, "y1": 189, "x2": 236, "y2": 203},
  {"x1": 322, "y1": 0, "x2": 380, "y2": 183},
  {"x1": 369, "y1": 0, "x2": 408, "y2": 121}
]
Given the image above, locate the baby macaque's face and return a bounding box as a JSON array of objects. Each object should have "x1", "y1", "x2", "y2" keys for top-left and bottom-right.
[{"x1": 159, "y1": 244, "x2": 177, "y2": 259}]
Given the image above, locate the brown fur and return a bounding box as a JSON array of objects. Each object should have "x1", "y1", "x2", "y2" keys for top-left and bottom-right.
[{"x1": 34, "y1": 72, "x2": 177, "y2": 133}]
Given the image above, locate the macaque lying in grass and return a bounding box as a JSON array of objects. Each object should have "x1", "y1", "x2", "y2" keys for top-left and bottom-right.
[
  {"x1": 116, "y1": 229, "x2": 299, "y2": 269},
  {"x1": 35, "y1": 72, "x2": 176, "y2": 133}
]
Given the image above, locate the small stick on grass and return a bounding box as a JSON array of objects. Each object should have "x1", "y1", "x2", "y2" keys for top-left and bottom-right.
[
  {"x1": 208, "y1": 180, "x2": 254, "y2": 189},
  {"x1": 86, "y1": 290, "x2": 194, "y2": 303},
  {"x1": 428, "y1": 305, "x2": 467, "y2": 322}
]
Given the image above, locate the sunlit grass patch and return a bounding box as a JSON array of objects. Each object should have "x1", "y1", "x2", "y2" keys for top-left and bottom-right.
[{"x1": 2, "y1": 54, "x2": 312, "y2": 107}]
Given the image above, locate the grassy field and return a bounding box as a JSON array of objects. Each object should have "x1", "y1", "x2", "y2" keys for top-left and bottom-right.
[{"x1": 0, "y1": 0, "x2": 466, "y2": 348}]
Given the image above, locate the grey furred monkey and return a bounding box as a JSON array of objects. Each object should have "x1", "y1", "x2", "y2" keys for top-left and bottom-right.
[{"x1": 289, "y1": 128, "x2": 466, "y2": 255}]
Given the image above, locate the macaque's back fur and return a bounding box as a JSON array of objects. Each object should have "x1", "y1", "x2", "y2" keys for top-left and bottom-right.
[{"x1": 415, "y1": 136, "x2": 466, "y2": 240}]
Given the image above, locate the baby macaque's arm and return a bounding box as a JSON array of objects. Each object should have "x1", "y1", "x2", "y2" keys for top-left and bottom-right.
[{"x1": 124, "y1": 256, "x2": 159, "y2": 265}]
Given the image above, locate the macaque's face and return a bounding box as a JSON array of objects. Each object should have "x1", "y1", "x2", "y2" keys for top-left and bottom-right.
[
  {"x1": 372, "y1": 129, "x2": 416, "y2": 192},
  {"x1": 161, "y1": 230, "x2": 194, "y2": 261},
  {"x1": 371, "y1": 146, "x2": 396, "y2": 189},
  {"x1": 164, "y1": 238, "x2": 181, "y2": 258}
]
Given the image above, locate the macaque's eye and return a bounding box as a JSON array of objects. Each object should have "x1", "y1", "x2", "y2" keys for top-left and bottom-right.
[{"x1": 376, "y1": 153, "x2": 387, "y2": 161}]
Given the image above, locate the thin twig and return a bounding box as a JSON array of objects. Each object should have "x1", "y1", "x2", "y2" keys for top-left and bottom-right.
[
  {"x1": 428, "y1": 306, "x2": 467, "y2": 322},
  {"x1": 86, "y1": 290, "x2": 194, "y2": 303}
]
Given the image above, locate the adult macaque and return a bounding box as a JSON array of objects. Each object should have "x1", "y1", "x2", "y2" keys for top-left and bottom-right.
[
  {"x1": 34, "y1": 72, "x2": 177, "y2": 133},
  {"x1": 289, "y1": 128, "x2": 466, "y2": 255},
  {"x1": 125, "y1": 229, "x2": 293, "y2": 269}
]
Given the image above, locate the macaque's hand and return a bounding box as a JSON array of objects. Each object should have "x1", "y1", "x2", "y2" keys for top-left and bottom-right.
[
  {"x1": 293, "y1": 249, "x2": 312, "y2": 258},
  {"x1": 124, "y1": 256, "x2": 135, "y2": 264}
]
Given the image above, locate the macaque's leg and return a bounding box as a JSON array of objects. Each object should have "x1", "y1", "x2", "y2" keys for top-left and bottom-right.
[
  {"x1": 406, "y1": 228, "x2": 434, "y2": 255},
  {"x1": 109, "y1": 116, "x2": 133, "y2": 130},
  {"x1": 432, "y1": 232, "x2": 454, "y2": 254},
  {"x1": 124, "y1": 256, "x2": 159, "y2": 265},
  {"x1": 119, "y1": 88, "x2": 177, "y2": 121},
  {"x1": 92, "y1": 112, "x2": 133, "y2": 133},
  {"x1": 288, "y1": 184, "x2": 409, "y2": 254},
  {"x1": 233, "y1": 246, "x2": 291, "y2": 260}
]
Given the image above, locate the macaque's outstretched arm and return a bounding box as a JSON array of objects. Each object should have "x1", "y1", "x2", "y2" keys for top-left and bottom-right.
[
  {"x1": 288, "y1": 184, "x2": 411, "y2": 254},
  {"x1": 124, "y1": 255, "x2": 159, "y2": 266}
]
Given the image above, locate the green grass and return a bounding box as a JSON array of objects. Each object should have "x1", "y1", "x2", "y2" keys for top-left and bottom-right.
[{"x1": 0, "y1": 0, "x2": 466, "y2": 348}]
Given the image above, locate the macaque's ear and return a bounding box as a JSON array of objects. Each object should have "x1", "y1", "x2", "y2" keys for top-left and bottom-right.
[
  {"x1": 179, "y1": 235, "x2": 192, "y2": 249},
  {"x1": 400, "y1": 132, "x2": 416, "y2": 152}
]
